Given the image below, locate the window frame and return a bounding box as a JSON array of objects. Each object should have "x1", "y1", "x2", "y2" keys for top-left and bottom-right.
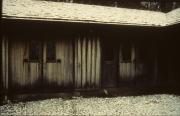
[
  {"x1": 121, "y1": 43, "x2": 132, "y2": 63},
  {"x1": 28, "y1": 41, "x2": 41, "y2": 62},
  {"x1": 46, "y1": 41, "x2": 57, "y2": 63}
]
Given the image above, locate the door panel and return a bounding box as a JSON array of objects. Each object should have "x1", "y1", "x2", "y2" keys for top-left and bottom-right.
[
  {"x1": 9, "y1": 39, "x2": 74, "y2": 93},
  {"x1": 102, "y1": 40, "x2": 117, "y2": 88},
  {"x1": 9, "y1": 40, "x2": 42, "y2": 93},
  {"x1": 119, "y1": 44, "x2": 136, "y2": 81},
  {"x1": 119, "y1": 43, "x2": 148, "y2": 86},
  {"x1": 43, "y1": 39, "x2": 73, "y2": 90}
]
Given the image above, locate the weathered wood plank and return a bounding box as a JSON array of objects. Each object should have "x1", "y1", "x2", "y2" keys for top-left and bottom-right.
[
  {"x1": 43, "y1": 41, "x2": 47, "y2": 82},
  {"x1": 124, "y1": 63, "x2": 127, "y2": 80},
  {"x1": 23, "y1": 43, "x2": 29, "y2": 85},
  {"x1": 61, "y1": 40, "x2": 65, "y2": 85},
  {"x1": 91, "y1": 38, "x2": 96, "y2": 88},
  {"x1": 127, "y1": 63, "x2": 131, "y2": 80},
  {"x1": 9, "y1": 41, "x2": 40, "y2": 89},
  {"x1": 56, "y1": 40, "x2": 62, "y2": 85},
  {"x1": 64, "y1": 40, "x2": 69, "y2": 85},
  {"x1": 119, "y1": 46, "x2": 122, "y2": 79},
  {"x1": 120, "y1": 63, "x2": 124, "y2": 80},
  {"x1": 131, "y1": 45, "x2": 135, "y2": 79},
  {"x1": 74, "y1": 39, "x2": 78, "y2": 87},
  {"x1": 20, "y1": 43, "x2": 24, "y2": 85},
  {"x1": 119, "y1": 44, "x2": 137, "y2": 81},
  {"x1": 2, "y1": 37, "x2": 6, "y2": 90},
  {"x1": 82, "y1": 37, "x2": 86, "y2": 87},
  {"x1": 126, "y1": 63, "x2": 129, "y2": 80},
  {"x1": 95, "y1": 38, "x2": 101, "y2": 87},
  {"x1": 69, "y1": 40, "x2": 73, "y2": 84},
  {"x1": 77, "y1": 37, "x2": 82, "y2": 88},
  {"x1": 5, "y1": 39, "x2": 9, "y2": 91},
  {"x1": 87, "y1": 38, "x2": 92, "y2": 87},
  {"x1": 153, "y1": 48, "x2": 158, "y2": 85},
  {"x1": 43, "y1": 39, "x2": 73, "y2": 87},
  {"x1": 131, "y1": 63, "x2": 135, "y2": 79}
]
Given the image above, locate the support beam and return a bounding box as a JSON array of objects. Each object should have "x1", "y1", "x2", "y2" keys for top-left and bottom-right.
[
  {"x1": 2, "y1": 36, "x2": 8, "y2": 103},
  {"x1": 153, "y1": 42, "x2": 158, "y2": 86}
]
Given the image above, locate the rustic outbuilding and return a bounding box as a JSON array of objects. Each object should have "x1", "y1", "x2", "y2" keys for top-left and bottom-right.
[{"x1": 1, "y1": 0, "x2": 180, "y2": 101}]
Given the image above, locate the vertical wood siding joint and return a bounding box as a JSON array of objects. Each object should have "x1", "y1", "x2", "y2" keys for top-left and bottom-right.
[{"x1": 2, "y1": 36, "x2": 9, "y2": 101}]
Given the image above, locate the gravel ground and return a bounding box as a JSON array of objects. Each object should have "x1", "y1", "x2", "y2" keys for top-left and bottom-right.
[{"x1": 1, "y1": 94, "x2": 180, "y2": 115}]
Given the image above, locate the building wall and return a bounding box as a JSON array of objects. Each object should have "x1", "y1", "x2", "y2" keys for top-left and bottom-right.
[
  {"x1": 3, "y1": 19, "x2": 180, "y2": 96},
  {"x1": 8, "y1": 36, "x2": 150, "y2": 92},
  {"x1": 74, "y1": 36, "x2": 101, "y2": 89},
  {"x1": 9, "y1": 39, "x2": 73, "y2": 93},
  {"x1": 118, "y1": 41, "x2": 155, "y2": 86}
]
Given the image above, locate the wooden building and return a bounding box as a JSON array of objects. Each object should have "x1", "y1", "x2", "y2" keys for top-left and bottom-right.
[{"x1": 1, "y1": 0, "x2": 180, "y2": 101}]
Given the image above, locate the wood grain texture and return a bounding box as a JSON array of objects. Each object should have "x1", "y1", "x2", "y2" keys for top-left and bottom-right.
[
  {"x1": 91, "y1": 38, "x2": 96, "y2": 88},
  {"x1": 82, "y1": 37, "x2": 87, "y2": 87},
  {"x1": 43, "y1": 39, "x2": 73, "y2": 87},
  {"x1": 119, "y1": 44, "x2": 144, "y2": 81},
  {"x1": 9, "y1": 41, "x2": 40, "y2": 88},
  {"x1": 95, "y1": 38, "x2": 101, "y2": 87},
  {"x1": 74, "y1": 37, "x2": 101, "y2": 89},
  {"x1": 9, "y1": 39, "x2": 73, "y2": 91},
  {"x1": 2, "y1": 37, "x2": 8, "y2": 91},
  {"x1": 87, "y1": 38, "x2": 92, "y2": 87}
]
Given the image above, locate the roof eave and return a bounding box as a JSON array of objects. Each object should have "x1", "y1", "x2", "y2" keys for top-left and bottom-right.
[{"x1": 2, "y1": 15, "x2": 165, "y2": 27}]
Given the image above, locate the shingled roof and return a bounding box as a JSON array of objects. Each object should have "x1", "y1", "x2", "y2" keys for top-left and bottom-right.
[{"x1": 2, "y1": 0, "x2": 180, "y2": 27}]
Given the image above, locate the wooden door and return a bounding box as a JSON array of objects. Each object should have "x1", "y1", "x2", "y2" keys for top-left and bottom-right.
[
  {"x1": 9, "y1": 40, "x2": 43, "y2": 93},
  {"x1": 119, "y1": 43, "x2": 148, "y2": 86},
  {"x1": 102, "y1": 40, "x2": 118, "y2": 88},
  {"x1": 119, "y1": 43, "x2": 136, "y2": 83},
  {"x1": 9, "y1": 39, "x2": 74, "y2": 93},
  {"x1": 42, "y1": 39, "x2": 73, "y2": 91}
]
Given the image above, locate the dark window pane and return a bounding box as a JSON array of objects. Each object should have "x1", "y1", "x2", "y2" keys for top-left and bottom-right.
[
  {"x1": 122, "y1": 44, "x2": 131, "y2": 62},
  {"x1": 137, "y1": 46, "x2": 147, "y2": 62},
  {"x1": 29, "y1": 42, "x2": 40, "y2": 61},
  {"x1": 46, "y1": 42, "x2": 56, "y2": 61},
  {"x1": 104, "y1": 46, "x2": 114, "y2": 61}
]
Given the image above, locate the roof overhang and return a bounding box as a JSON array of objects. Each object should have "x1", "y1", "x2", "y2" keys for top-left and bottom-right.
[{"x1": 2, "y1": 0, "x2": 180, "y2": 27}]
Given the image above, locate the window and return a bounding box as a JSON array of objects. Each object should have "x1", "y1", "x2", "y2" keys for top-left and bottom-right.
[
  {"x1": 104, "y1": 46, "x2": 114, "y2": 61},
  {"x1": 137, "y1": 46, "x2": 147, "y2": 62},
  {"x1": 46, "y1": 42, "x2": 56, "y2": 62},
  {"x1": 122, "y1": 44, "x2": 131, "y2": 62},
  {"x1": 29, "y1": 42, "x2": 40, "y2": 61}
]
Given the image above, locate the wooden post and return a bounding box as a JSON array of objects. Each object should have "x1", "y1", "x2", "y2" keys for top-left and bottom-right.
[
  {"x1": 5, "y1": 37, "x2": 8, "y2": 96},
  {"x1": 77, "y1": 37, "x2": 82, "y2": 88},
  {"x1": 2, "y1": 37, "x2": 6, "y2": 102},
  {"x1": 153, "y1": 43, "x2": 158, "y2": 86},
  {"x1": 2, "y1": 36, "x2": 8, "y2": 103},
  {"x1": 91, "y1": 38, "x2": 96, "y2": 88},
  {"x1": 87, "y1": 38, "x2": 92, "y2": 87},
  {"x1": 82, "y1": 37, "x2": 86, "y2": 87},
  {"x1": 95, "y1": 38, "x2": 101, "y2": 88},
  {"x1": 75, "y1": 39, "x2": 78, "y2": 88}
]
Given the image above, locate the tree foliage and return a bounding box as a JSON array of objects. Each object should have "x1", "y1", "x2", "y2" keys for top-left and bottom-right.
[{"x1": 44, "y1": 0, "x2": 180, "y2": 12}]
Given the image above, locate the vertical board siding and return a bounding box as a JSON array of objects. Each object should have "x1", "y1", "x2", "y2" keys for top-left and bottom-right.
[
  {"x1": 95, "y1": 38, "x2": 101, "y2": 87},
  {"x1": 87, "y1": 38, "x2": 92, "y2": 86},
  {"x1": 2, "y1": 37, "x2": 9, "y2": 92},
  {"x1": 9, "y1": 39, "x2": 73, "y2": 91},
  {"x1": 75, "y1": 36, "x2": 101, "y2": 89},
  {"x1": 119, "y1": 44, "x2": 145, "y2": 82},
  {"x1": 9, "y1": 41, "x2": 41, "y2": 88},
  {"x1": 44, "y1": 39, "x2": 73, "y2": 87},
  {"x1": 91, "y1": 39, "x2": 96, "y2": 88},
  {"x1": 82, "y1": 38, "x2": 87, "y2": 87},
  {"x1": 76, "y1": 37, "x2": 82, "y2": 88}
]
